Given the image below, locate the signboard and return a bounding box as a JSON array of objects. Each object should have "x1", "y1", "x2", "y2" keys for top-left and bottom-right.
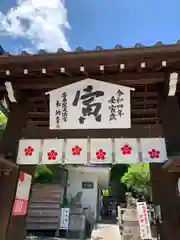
[
  {"x1": 82, "y1": 181, "x2": 94, "y2": 189},
  {"x1": 136, "y1": 202, "x2": 152, "y2": 240},
  {"x1": 60, "y1": 208, "x2": 70, "y2": 230},
  {"x1": 12, "y1": 171, "x2": 32, "y2": 216},
  {"x1": 46, "y1": 78, "x2": 134, "y2": 129}
]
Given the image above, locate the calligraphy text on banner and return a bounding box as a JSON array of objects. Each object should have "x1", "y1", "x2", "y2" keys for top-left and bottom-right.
[{"x1": 136, "y1": 202, "x2": 152, "y2": 240}]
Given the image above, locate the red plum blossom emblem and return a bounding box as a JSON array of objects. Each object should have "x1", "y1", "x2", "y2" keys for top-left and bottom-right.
[
  {"x1": 19, "y1": 171, "x2": 25, "y2": 182},
  {"x1": 148, "y1": 149, "x2": 160, "y2": 159},
  {"x1": 121, "y1": 144, "x2": 132, "y2": 155},
  {"x1": 96, "y1": 149, "x2": 106, "y2": 160},
  {"x1": 47, "y1": 150, "x2": 58, "y2": 160},
  {"x1": 72, "y1": 145, "x2": 82, "y2": 155},
  {"x1": 24, "y1": 146, "x2": 34, "y2": 156}
]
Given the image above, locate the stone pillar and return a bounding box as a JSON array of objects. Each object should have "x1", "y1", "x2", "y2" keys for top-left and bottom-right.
[
  {"x1": 0, "y1": 100, "x2": 35, "y2": 240},
  {"x1": 150, "y1": 95, "x2": 180, "y2": 240}
]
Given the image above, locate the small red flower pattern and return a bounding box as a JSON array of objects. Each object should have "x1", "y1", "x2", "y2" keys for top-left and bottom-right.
[
  {"x1": 96, "y1": 149, "x2": 106, "y2": 160},
  {"x1": 19, "y1": 171, "x2": 25, "y2": 182},
  {"x1": 47, "y1": 150, "x2": 58, "y2": 160},
  {"x1": 24, "y1": 146, "x2": 34, "y2": 156},
  {"x1": 72, "y1": 145, "x2": 82, "y2": 155},
  {"x1": 148, "y1": 149, "x2": 160, "y2": 159},
  {"x1": 121, "y1": 144, "x2": 132, "y2": 155}
]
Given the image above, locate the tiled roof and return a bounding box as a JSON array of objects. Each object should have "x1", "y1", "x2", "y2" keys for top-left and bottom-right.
[{"x1": 1, "y1": 41, "x2": 180, "y2": 56}]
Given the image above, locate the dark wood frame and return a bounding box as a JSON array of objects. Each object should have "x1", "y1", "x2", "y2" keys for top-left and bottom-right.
[{"x1": 1, "y1": 43, "x2": 180, "y2": 239}]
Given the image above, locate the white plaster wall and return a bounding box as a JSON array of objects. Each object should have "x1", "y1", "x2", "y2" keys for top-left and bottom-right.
[{"x1": 66, "y1": 170, "x2": 98, "y2": 220}]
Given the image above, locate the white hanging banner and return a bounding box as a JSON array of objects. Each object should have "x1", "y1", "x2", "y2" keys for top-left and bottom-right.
[
  {"x1": 17, "y1": 137, "x2": 168, "y2": 165},
  {"x1": 46, "y1": 78, "x2": 134, "y2": 130},
  {"x1": 136, "y1": 202, "x2": 152, "y2": 240},
  {"x1": 16, "y1": 139, "x2": 41, "y2": 165},
  {"x1": 115, "y1": 138, "x2": 139, "y2": 163},
  {"x1": 60, "y1": 208, "x2": 70, "y2": 230},
  {"x1": 41, "y1": 139, "x2": 64, "y2": 164},
  {"x1": 90, "y1": 138, "x2": 113, "y2": 164},
  {"x1": 64, "y1": 138, "x2": 88, "y2": 164},
  {"x1": 12, "y1": 171, "x2": 32, "y2": 216},
  {"x1": 140, "y1": 138, "x2": 167, "y2": 163}
]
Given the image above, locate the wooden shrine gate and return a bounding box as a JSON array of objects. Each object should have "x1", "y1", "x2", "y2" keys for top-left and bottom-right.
[{"x1": 0, "y1": 43, "x2": 180, "y2": 240}]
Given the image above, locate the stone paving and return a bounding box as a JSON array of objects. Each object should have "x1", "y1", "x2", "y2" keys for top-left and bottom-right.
[
  {"x1": 91, "y1": 223, "x2": 121, "y2": 240},
  {"x1": 26, "y1": 223, "x2": 158, "y2": 240},
  {"x1": 26, "y1": 224, "x2": 121, "y2": 239},
  {"x1": 26, "y1": 224, "x2": 121, "y2": 240}
]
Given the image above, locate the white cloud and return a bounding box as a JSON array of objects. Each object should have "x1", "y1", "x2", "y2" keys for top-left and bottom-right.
[{"x1": 0, "y1": 0, "x2": 71, "y2": 52}]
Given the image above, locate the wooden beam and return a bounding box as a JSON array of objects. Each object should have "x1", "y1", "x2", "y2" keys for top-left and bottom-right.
[
  {"x1": 132, "y1": 108, "x2": 157, "y2": 115},
  {"x1": 22, "y1": 124, "x2": 163, "y2": 138},
  {"x1": 132, "y1": 91, "x2": 158, "y2": 98},
  {"x1": 1, "y1": 43, "x2": 180, "y2": 69},
  {"x1": 27, "y1": 116, "x2": 160, "y2": 126},
  {"x1": 132, "y1": 117, "x2": 160, "y2": 124},
  {"x1": 28, "y1": 91, "x2": 159, "y2": 102},
  {"x1": 28, "y1": 108, "x2": 158, "y2": 118},
  {"x1": 0, "y1": 72, "x2": 165, "y2": 90},
  {"x1": 0, "y1": 156, "x2": 18, "y2": 170}
]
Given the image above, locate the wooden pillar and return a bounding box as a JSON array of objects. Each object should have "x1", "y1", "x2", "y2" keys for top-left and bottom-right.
[
  {"x1": 0, "y1": 161, "x2": 19, "y2": 240},
  {"x1": 150, "y1": 163, "x2": 180, "y2": 240},
  {"x1": 0, "y1": 99, "x2": 35, "y2": 240},
  {"x1": 150, "y1": 95, "x2": 180, "y2": 240},
  {"x1": 5, "y1": 166, "x2": 35, "y2": 240}
]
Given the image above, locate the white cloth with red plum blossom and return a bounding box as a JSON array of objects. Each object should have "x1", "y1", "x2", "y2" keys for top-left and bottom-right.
[
  {"x1": 41, "y1": 139, "x2": 64, "y2": 164},
  {"x1": 140, "y1": 138, "x2": 167, "y2": 163},
  {"x1": 16, "y1": 138, "x2": 168, "y2": 165},
  {"x1": 64, "y1": 139, "x2": 88, "y2": 164},
  {"x1": 16, "y1": 139, "x2": 41, "y2": 164},
  {"x1": 90, "y1": 138, "x2": 113, "y2": 164},
  {"x1": 115, "y1": 138, "x2": 139, "y2": 163}
]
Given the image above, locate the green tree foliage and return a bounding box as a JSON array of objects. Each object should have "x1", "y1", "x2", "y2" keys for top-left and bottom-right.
[
  {"x1": 121, "y1": 163, "x2": 151, "y2": 199},
  {"x1": 102, "y1": 189, "x2": 109, "y2": 196},
  {"x1": 35, "y1": 165, "x2": 54, "y2": 183},
  {"x1": 0, "y1": 111, "x2": 7, "y2": 127},
  {"x1": 34, "y1": 165, "x2": 66, "y2": 183}
]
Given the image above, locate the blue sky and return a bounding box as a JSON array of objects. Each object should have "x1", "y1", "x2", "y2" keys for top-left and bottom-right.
[{"x1": 0, "y1": 0, "x2": 180, "y2": 53}]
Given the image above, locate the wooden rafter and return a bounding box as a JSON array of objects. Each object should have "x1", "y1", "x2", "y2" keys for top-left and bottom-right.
[{"x1": 22, "y1": 124, "x2": 163, "y2": 139}]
